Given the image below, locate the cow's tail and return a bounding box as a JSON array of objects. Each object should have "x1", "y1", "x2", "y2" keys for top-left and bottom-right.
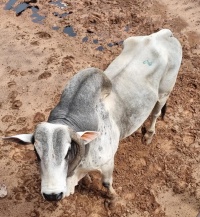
[{"x1": 161, "y1": 103, "x2": 167, "y2": 120}]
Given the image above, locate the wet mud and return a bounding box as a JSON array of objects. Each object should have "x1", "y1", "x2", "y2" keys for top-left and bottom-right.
[{"x1": 0, "y1": 0, "x2": 200, "y2": 217}]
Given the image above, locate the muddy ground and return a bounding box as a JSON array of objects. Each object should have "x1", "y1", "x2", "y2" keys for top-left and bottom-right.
[{"x1": 0, "y1": 0, "x2": 200, "y2": 216}]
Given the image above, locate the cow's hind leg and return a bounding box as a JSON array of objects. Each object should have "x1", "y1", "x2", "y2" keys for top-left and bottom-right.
[{"x1": 143, "y1": 94, "x2": 169, "y2": 145}]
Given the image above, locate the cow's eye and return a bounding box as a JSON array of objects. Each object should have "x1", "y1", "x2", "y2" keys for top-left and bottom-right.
[
  {"x1": 65, "y1": 149, "x2": 71, "y2": 160},
  {"x1": 65, "y1": 140, "x2": 77, "y2": 162},
  {"x1": 34, "y1": 147, "x2": 41, "y2": 162}
]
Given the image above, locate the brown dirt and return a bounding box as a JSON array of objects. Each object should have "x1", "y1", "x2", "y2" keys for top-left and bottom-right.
[{"x1": 0, "y1": 0, "x2": 199, "y2": 216}]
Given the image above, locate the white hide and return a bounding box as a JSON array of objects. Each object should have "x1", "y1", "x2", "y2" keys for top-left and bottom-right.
[{"x1": 104, "y1": 29, "x2": 182, "y2": 138}]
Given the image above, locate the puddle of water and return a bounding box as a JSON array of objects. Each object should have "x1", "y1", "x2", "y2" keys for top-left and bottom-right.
[
  {"x1": 4, "y1": 0, "x2": 72, "y2": 25},
  {"x1": 107, "y1": 43, "x2": 113, "y2": 47},
  {"x1": 52, "y1": 26, "x2": 60, "y2": 30},
  {"x1": 49, "y1": 0, "x2": 67, "y2": 9},
  {"x1": 4, "y1": 0, "x2": 18, "y2": 10},
  {"x1": 96, "y1": 46, "x2": 104, "y2": 51},
  {"x1": 53, "y1": 12, "x2": 68, "y2": 18},
  {"x1": 31, "y1": 7, "x2": 46, "y2": 24},
  {"x1": 14, "y1": 3, "x2": 31, "y2": 16},
  {"x1": 27, "y1": 0, "x2": 37, "y2": 2},
  {"x1": 107, "y1": 41, "x2": 123, "y2": 47},
  {"x1": 82, "y1": 36, "x2": 88, "y2": 42},
  {"x1": 93, "y1": 39, "x2": 98, "y2": 44},
  {"x1": 4, "y1": 1, "x2": 118, "y2": 52},
  {"x1": 31, "y1": 5, "x2": 39, "y2": 12},
  {"x1": 5, "y1": 0, "x2": 45, "y2": 24},
  {"x1": 60, "y1": 12, "x2": 69, "y2": 18},
  {"x1": 63, "y1": 26, "x2": 76, "y2": 37}
]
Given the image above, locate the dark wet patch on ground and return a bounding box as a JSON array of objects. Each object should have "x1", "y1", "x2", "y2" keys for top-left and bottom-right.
[
  {"x1": 49, "y1": 0, "x2": 67, "y2": 9},
  {"x1": 63, "y1": 26, "x2": 77, "y2": 37},
  {"x1": 52, "y1": 26, "x2": 60, "y2": 30},
  {"x1": 4, "y1": 0, "x2": 125, "y2": 51},
  {"x1": 14, "y1": 2, "x2": 31, "y2": 16},
  {"x1": 4, "y1": 0, "x2": 18, "y2": 10},
  {"x1": 31, "y1": 6, "x2": 45, "y2": 24},
  {"x1": 4, "y1": 0, "x2": 45, "y2": 23}
]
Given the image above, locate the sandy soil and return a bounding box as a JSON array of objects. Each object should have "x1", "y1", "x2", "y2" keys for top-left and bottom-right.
[{"x1": 0, "y1": 0, "x2": 199, "y2": 216}]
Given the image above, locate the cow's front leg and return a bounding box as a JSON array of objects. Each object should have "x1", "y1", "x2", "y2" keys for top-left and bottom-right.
[
  {"x1": 102, "y1": 178, "x2": 117, "y2": 199},
  {"x1": 101, "y1": 159, "x2": 116, "y2": 198},
  {"x1": 101, "y1": 160, "x2": 125, "y2": 211}
]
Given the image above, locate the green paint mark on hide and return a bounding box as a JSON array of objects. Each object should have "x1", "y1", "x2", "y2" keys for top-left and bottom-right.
[{"x1": 143, "y1": 60, "x2": 153, "y2": 66}]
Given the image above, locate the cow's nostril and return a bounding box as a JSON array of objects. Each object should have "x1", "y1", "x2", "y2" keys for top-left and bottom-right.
[
  {"x1": 43, "y1": 192, "x2": 63, "y2": 201},
  {"x1": 56, "y1": 192, "x2": 63, "y2": 201}
]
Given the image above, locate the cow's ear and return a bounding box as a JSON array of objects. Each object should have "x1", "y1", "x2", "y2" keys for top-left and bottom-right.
[
  {"x1": 77, "y1": 131, "x2": 100, "y2": 145},
  {"x1": 2, "y1": 134, "x2": 34, "y2": 144}
]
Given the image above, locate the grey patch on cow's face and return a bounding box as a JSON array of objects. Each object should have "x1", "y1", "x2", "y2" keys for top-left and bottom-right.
[
  {"x1": 98, "y1": 146, "x2": 103, "y2": 151},
  {"x1": 52, "y1": 129, "x2": 68, "y2": 165},
  {"x1": 33, "y1": 122, "x2": 72, "y2": 198}
]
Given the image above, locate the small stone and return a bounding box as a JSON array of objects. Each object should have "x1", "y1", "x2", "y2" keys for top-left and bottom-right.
[{"x1": 0, "y1": 184, "x2": 7, "y2": 198}]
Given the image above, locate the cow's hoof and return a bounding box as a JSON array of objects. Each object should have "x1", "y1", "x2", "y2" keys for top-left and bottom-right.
[
  {"x1": 104, "y1": 197, "x2": 117, "y2": 211},
  {"x1": 104, "y1": 195, "x2": 124, "y2": 210},
  {"x1": 102, "y1": 182, "x2": 110, "y2": 189},
  {"x1": 142, "y1": 131, "x2": 154, "y2": 145},
  {"x1": 104, "y1": 198, "x2": 113, "y2": 210}
]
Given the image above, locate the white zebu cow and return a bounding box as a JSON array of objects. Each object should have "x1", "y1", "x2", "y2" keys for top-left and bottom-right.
[{"x1": 4, "y1": 29, "x2": 182, "y2": 202}]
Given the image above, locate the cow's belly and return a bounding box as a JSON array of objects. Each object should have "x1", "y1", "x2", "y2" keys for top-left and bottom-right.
[
  {"x1": 104, "y1": 80, "x2": 158, "y2": 139},
  {"x1": 123, "y1": 98, "x2": 157, "y2": 138}
]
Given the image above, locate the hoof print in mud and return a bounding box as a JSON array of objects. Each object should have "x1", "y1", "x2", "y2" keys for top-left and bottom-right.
[
  {"x1": 30, "y1": 40, "x2": 39, "y2": 46},
  {"x1": 33, "y1": 112, "x2": 45, "y2": 123},
  {"x1": 104, "y1": 196, "x2": 125, "y2": 215},
  {"x1": 1, "y1": 115, "x2": 15, "y2": 123},
  {"x1": 36, "y1": 31, "x2": 51, "y2": 39},
  {"x1": 11, "y1": 100, "x2": 22, "y2": 109},
  {"x1": 38, "y1": 71, "x2": 52, "y2": 80},
  {"x1": 9, "y1": 91, "x2": 18, "y2": 102},
  {"x1": 17, "y1": 117, "x2": 27, "y2": 125}
]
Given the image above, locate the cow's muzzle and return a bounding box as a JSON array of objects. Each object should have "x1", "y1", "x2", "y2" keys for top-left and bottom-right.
[{"x1": 43, "y1": 192, "x2": 63, "y2": 201}]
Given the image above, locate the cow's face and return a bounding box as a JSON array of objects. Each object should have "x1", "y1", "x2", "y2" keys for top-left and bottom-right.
[
  {"x1": 3, "y1": 122, "x2": 99, "y2": 201},
  {"x1": 34, "y1": 123, "x2": 74, "y2": 201}
]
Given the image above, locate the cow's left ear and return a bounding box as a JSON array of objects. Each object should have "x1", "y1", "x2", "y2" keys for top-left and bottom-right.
[
  {"x1": 2, "y1": 134, "x2": 34, "y2": 144},
  {"x1": 77, "y1": 131, "x2": 100, "y2": 145}
]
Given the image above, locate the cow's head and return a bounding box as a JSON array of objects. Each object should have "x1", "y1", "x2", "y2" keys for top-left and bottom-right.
[{"x1": 3, "y1": 122, "x2": 99, "y2": 201}]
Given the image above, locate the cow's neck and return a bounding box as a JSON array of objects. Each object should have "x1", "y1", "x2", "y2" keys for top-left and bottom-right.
[{"x1": 48, "y1": 116, "x2": 83, "y2": 132}]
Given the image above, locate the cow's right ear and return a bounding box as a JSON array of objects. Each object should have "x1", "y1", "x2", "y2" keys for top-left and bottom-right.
[
  {"x1": 2, "y1": 134, "x2": 34, "y2": 144},
  {"x1": 77, "y1": 131, "x2": 100, "y2": 145}
]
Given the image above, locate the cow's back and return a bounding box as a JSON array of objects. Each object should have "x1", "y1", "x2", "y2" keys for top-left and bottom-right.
[
  {"x1": 104, "y1": 29, "x2": 182, "y2": 138},
  {"x1": 104, "y1": 29, "x2": 181, "y2": 89}
]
